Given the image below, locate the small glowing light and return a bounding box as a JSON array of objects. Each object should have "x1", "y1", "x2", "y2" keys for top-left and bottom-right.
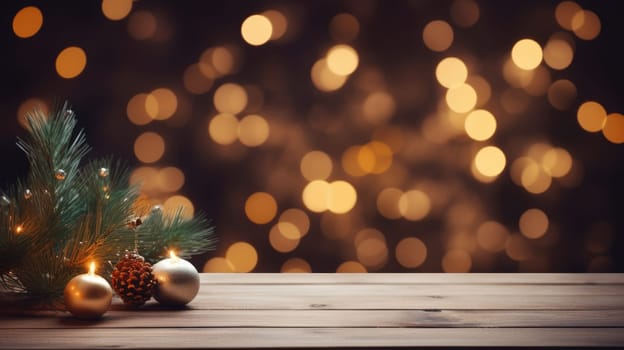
[
  {"x1": 134, "y1": 132, "x2": 165, "y2": 163},
  {"x1": 355, "y1": 229, "x2": 388, "y2": 270},
  {"x1": 519, "y1": 208, "x2": 549, "y2": 239},
  {"x1": 149, "y1": 88, "x2": 178, "y2": 120},
  {"x1": 541, "y1": 148, "x2": 572, "y2": 178},
  {"x1": 281, "y1": 258, "x2": 311, "y2": 273},
  {"x1": 464, "y1": 109, "x2": 496, "y2": 141},
  {"x1": 367, "y1": 141, "x2": 393, "y2": 174},
  {"x1": 158, "y1": 167, "x2": 185, "y2": 193},
  {"x1": 442, "y1": 249, "x2": 471, "y2": 272},
  {"x1": 101, "y1": 0, "x2": 132, "y2": 20},
  {"x1": 204, "y1": 47, "x2": 235, "y2": 76},
  {"x1": 88, "y1": 261, "x2": 96, "y2": 276},
  {"x1": 521, "y1": 162, "x2": 552, "y2": 194},
  {"x1": 302, "y1": 180, "x2": 330, "y2": 213},
  {"x1": 214, "y1": 83, "x2": 248, "y2": 114},
  {"x1": 208, "y1": 113, "x2": 239, "y2": 145},
  {"x1": 362, "y1": 92, "x2": 396, "y2": 124},
  {"x1": 327, "y1": 181, "x2": 357, "y2": 214},
  {"x1": 55, "y1": 47, "x2": 87, "y2": 79},
  {"x1": 163, "y1": 195, "x2": 194, "y2": 219},
  {"x1": 422, "y1": 20, "x2": 454, "y2": 52},
  {"x1": 15, "y1": 225, "x2": 24, "y2": 234},
  {"x1": 395, "y1": 237, "x2": 427, "y2": 268},
  {"x1": 474, "y1": 146, "x2": 506, "y2": 177},
  {"x1": 543, "y1": 38, "x2": 574, "y2": 70},
  {"x1": 577, "y1": 101, "x2": 607, "y2": 133},
  {"x1": 505, "y1": 234, "x2": 531, "y2": 261},
  {"x1": 169, "y1": 250, "x2": 177, "y2": 259},
  {"x1": 203, "y1": 257, "x2": 235, "y2": 272},
  {"x1": 241, "y1": 14, "x2": 272, "y2": 46},
  {"x1": 511, "y1": 39, "x2": 543, "y2": 70},
  {"x1": 602, "y1": 113, "x2": 624, "y2": 144},
  {"x1": 245, "y1": 192, "x2": 278, "y2": 224},
  {"x1": 269, "y1": 224, "x2": 300, "y2": 253},
  {"x1": 336, "y1": 261, "x2": 367, "y2": 273},
  {"x1": 279, "y1": 209, "x2": 310, "y2": 238},
  {"x1": 225, "y1": 242, "x2": 258, "y2": 273},
  {"x1": 547, "y1": 79, "x2": 577, "y2": 110},
  {"x1": 300, "y1": 151, "x2": 333, "y2": 181},
  {"x1": 326, "y1": 44, "x2": 359, "y2": 76},
  {"x1": 263, "y1": 10, "x2": 288, "y2": 41},
  {"x1": 503, "y1": 58, "x2": 534, "y2": 88},
  {"x1": 183, "y1": 64, "x2": 213, "y2": 95},
  {"x1": 376, "y1": 187, "x2": 403, "y2": 219},
  {"x1": 13, "y1": 6, "x2": 43, "y2": 38},
  {"x1": 130, "y1": 166, "x2": 159, "y2": 193},
  {"x1": 555, "y1": 1, "x2": 582, "y2": 30},
  {"x1": 238, "y1": 114, "x2": 269, "y2": 147},
  {"x1": 127, "y1": 93, "x2": 152, "y2": 126},
  {"x1": 446, "y1": 83, "x2": 477, "y2": 113},
  {"x1": 17, "y1": 98, "x2": 49, "y2": 129},
  {"x1": 476, "y1": 221, "x2": 509, "y2": 253},
  {"x1": 342, "y1": 146, "x2": 367, "y2": 177},
  {"x1": 450, "y1": 0, "x2": 480, "y2": 28},
  {"x1": 311, "y1": 58, "x2": 347, "y2": 92},
  {"x1": 436, "y1": 57, "x2": 468, "y2": 88},
  {"x1": 572, "y1": 10, "x2": 601, "y2": 40},
  {"x1": 329, "y1": 13, "x2": 360, "y2": 42},
  {"x1": 398, "y1": 190, "x2": 431, "y2": 221},
  {"x1": 128, "y1": 11, "x2": 157, "y2": 40}
]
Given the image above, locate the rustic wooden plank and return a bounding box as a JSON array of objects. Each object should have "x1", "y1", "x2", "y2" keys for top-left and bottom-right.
[
  {"x1": 200, "y1": 273, "x2": 624, "y2": 285},
  {"x1": 189, "y1": 293, "x2": 624, "y2": 310},
  {"x1": 2, "y1": 328, "x2": 623, "y2": 348},
  {"x1": 4, "y1": 309, "x2": 624, "y2": 329},
  {"x1": 199, "y1": 283, "x2": 624, "y2": 296}
]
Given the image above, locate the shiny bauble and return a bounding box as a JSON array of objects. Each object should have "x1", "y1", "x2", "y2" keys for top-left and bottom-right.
[
  {"x1": 64, "y1": 272, "x2": 113, "y2": 319},
  {"x1": 152, "y1": 256, "x2": 200, "y2": 306}
]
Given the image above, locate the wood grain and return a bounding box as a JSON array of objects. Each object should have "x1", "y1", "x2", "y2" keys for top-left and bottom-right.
[{"x1": 2, "y1": 273, "x2": 624, "y2": 349}]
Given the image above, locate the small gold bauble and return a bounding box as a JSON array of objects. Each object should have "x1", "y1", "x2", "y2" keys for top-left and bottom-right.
[
  {"x1": 55, "y1": 169, "x2": 66, "y2": 181},
  {"x1": 64, "y1": 267, "x2": 113, "y2": 319},
  {"x1": 152, "y1": 253, "x2": 200, "y2": 306},
  {"x1": 98, "y1": 167, "x2": 109, "y2": 178}
]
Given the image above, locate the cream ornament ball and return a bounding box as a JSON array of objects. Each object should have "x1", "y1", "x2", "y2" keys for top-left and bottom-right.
[{"x1": 152, "y1": 251, "x2": 200, "y2": 306}]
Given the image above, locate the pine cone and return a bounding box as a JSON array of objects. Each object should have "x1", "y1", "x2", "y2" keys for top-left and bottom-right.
[{"x1": 111, "y1": 252, "x2": 155, "y2": 306}]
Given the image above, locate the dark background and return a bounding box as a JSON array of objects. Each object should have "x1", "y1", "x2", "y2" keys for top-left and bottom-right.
[{"x1": 1, "y1": 0, "x2": 622, "y2": 272}]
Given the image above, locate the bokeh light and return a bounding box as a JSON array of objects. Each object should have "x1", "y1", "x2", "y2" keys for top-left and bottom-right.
[
  {"x1": 134, "y1": 132, "x2": 165, "y2": 163},
  {"x1": 55, "y1": 47, "x2": 87, "y2": 79},
  {"x1": 450, "y1": 0, "x2": 480, "y2": 28},
  {"x1": 376, "y1": 188, "x2": 403, "y2": 220},
  {"x1": 442, "y1": 249, "x2": 471, "y2": 272},
  {"x1": 13, "y1": 6, "x2": 43, "y2": 38},
  {"x1": 398, "y1": 190, "x2": 431, "y2": 221},
  {"x1": 281, "y1": 258, "x2": 311, "y2": 273},
  {"x1": 238, "y1": 114, "x2": 269, "y2": 147},
  {"x1": 476, "y1": 221, "x2": 509, "y2": 253},
  {"x1": 17, "y1": 98, "x2": 49, "y2": 128},
  {"x1": 300, "y1": 151, "x2": 333, "y2": 181},
  {"x1": 128, "y1": 11, "x2": 157, "y2": 40},
  {"x1": 511, "y1": 39, "x2": 543, "y2": 70},
  {"x1": 602, "y1": 113, "x2": 624, "y2": 144},
  {"x1": 555, "y1": 1, "x2": 583, "y2": 30},
  {"x1": 577, "y1": 101, "x2": 607, "y2": 132},
  {"x1": 263, "y1": 10, "x2": 287, "y2": 41},
  {"x1": 543, "y1": 37, "x2": 574, "y2": 70},
  {"x1": 209, "y1": 113, "x2": 239, "y2": 145},
  {"x1": 329, "y1": 13, "x2": 360, "y2": 42},
  {"x1": 245, "y1": 192, "x2": 278, "y2": 224},
  {"x1": 422, "y1": 20, "x2": 454, "y2": 52},
  {"x1": 519, "y1": 208, "x2": 549, "y2": 239},
  {"x1": 474, "y1": 146, "x2": 506, "y2": 177},
  {"x1": 225, "y1": 242, "x2": 258, "y2": 272},
  {"x1": 203, "y1": 257, "x2": 235, "y2": 272},
  {"x1": 214, "y1": 83, "x2": 248, "y2": 114},
  {"x1": 269, "y1": 224, "x2": 300, "y2": 253},
  {"x1": 446, "y1": 83, "x2": 477, "y2": 113},
  {"x1": 326, "y1": 44, "x2": 359, "y2": 76},
  {"x1": 547, "y1": 79, "x2": 577, "y2": 110},
  {"x1": 572, "y1": 10, "x2": 601, "y2": 40},
  {"x1": 395, "y1": 237, "x2": 427, "y2": 268},
  {"x1": 464, "y1": 109, "x2": 496, "y2": 141},
  {"x1": 163, "y1": 195, "x2": 194, "y2": 219},
  {"x1": 241, "y1": 14, "x2": 272, "y2": 46},
  {"x1": 336, "y1": 261, "x2": 367, "y2": 273},
  {"x1": 101, "y1": 0, "x2": 133, "y2": 21},
  {"x1": 436, "y1": 57, "x2": 468, "y2": 88}
]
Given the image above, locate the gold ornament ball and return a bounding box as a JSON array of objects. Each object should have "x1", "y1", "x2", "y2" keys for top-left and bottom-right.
[
  {"x1": 98, "y1": 167, "x2": 109, "y2": 178},
  {"x1": 64, "y1": 272, "x2": 113, "y2": 319},
  {"x1": 55, "y1": 169, "x2": 66, "y2": 181},
  {"x1": 152, "y1": 255, "x2": 200, "y2": 306}
]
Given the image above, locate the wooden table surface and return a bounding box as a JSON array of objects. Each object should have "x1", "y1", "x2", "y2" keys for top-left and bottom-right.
[{"x1": 1, "y1": 273, "x2": 624, "y2": 349}]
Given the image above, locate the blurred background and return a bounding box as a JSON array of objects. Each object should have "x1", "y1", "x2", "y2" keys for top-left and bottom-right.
[{"x1": 1, "y1": 0, "x2": 622, "y2": 273}]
